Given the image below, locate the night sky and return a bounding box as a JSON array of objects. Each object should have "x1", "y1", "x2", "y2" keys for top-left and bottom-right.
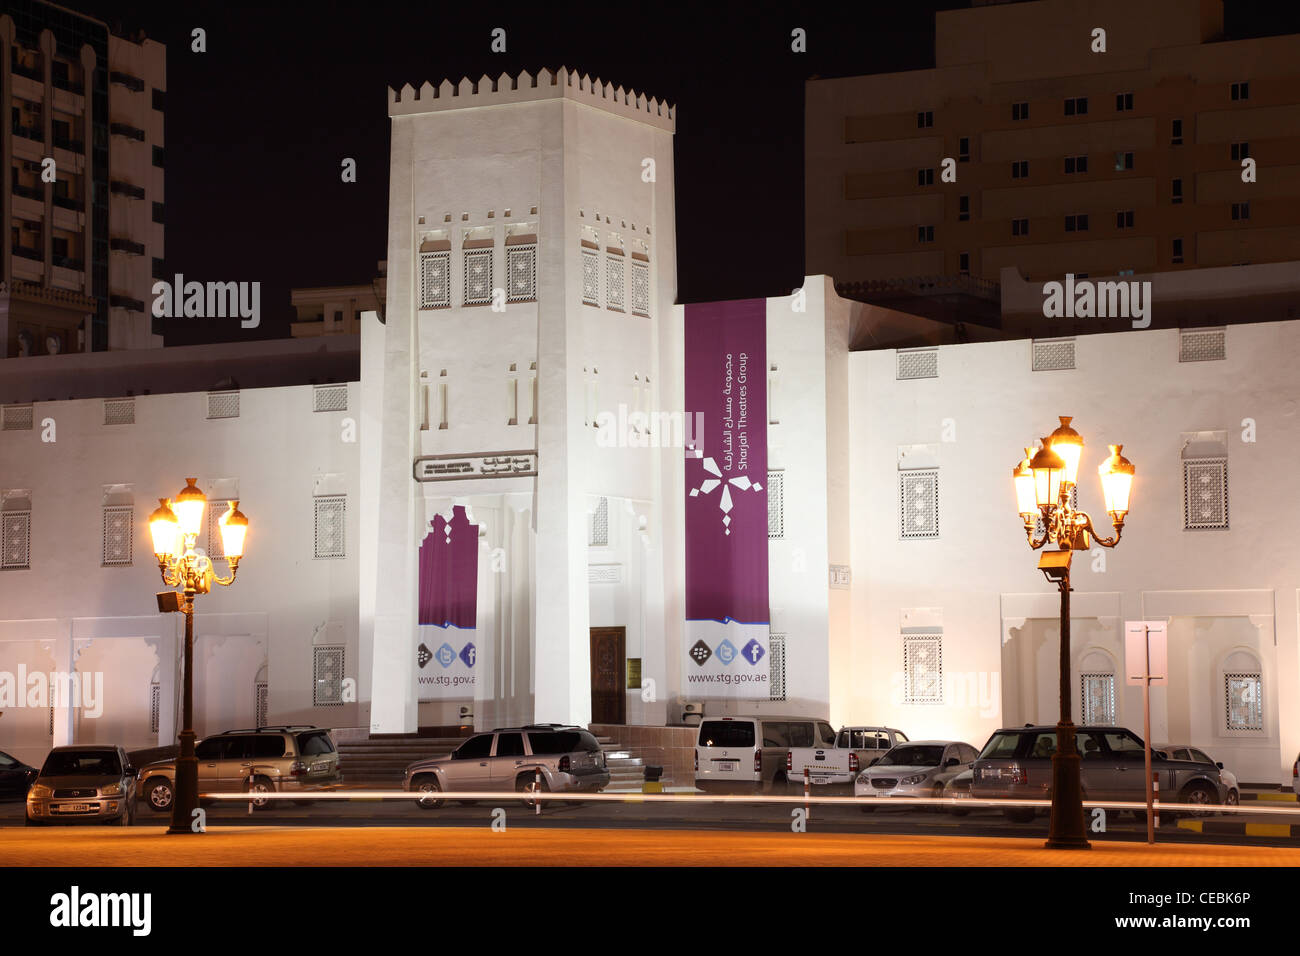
[{"x1": 51, "y1": 0, "x2": 1300, "y2": 344}]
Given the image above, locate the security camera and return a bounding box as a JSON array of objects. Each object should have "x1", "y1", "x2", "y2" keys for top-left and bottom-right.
[{"x1": 1038, "y1": 549, "x2": 1072, "y2": 584}]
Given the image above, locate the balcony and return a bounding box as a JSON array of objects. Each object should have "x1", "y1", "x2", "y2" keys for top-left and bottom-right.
[
  {"x1": 109, "y1": 70, "x2": 144, "y2": 93},
  {"x1": 53, "y1": 135, "x2": 84, "y2": 153},
  {"x1": 52, "y1": 194, "x2": 81, "y2": 211},
  {"x1": 12, "y1": 121, "x2": 42, "y2": 142},
  {"x1": 110, "y1": 180, "x2": 146, "y2": 200},
  {"x1": 109, "y1": 121, "x2": 145, "y2": 142},
  {"x1": 12, "y1": 182, "x2": 42, "y2": 202},
  {"x1": 53, "y1": 255, "x2": 84, "y2": 271},
  {"x1": 52, "y1": 75, "x2": 84, "y2": 95},
  {"x1": 109, "y1": 294, "x2": 146, "y2": 312},
  {"x1": 11, "y1": 56, "x2": 41, "y2": 82},
  {"x1": 109, "y1": 237, "x2": 145, "y2": 256},
  {"x1": 13, "y1": 245, "x2": 42, "y2": 262}
]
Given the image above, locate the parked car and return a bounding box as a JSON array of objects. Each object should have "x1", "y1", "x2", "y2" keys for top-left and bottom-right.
[
  {"x1": 26, "y1": 745, "x2": 137, "y2": 826},
  {"x1": 787, "y1": 726, "x2": 909, "y2": 790},
  {"x1": 137, "y1": 725, "x2": 341, "y2": 812},
  {"x1": 971, "y1": 725, "x2": 1226, "y2": 823},
  {"x1": 0, "y1": 750, "x2": 39, "y2": 800},
  {"x1": 854, "y1": 740, "x2": 978, "y2": 810},
  {"x1": 695, "y1": 716, "x2": 835, "y2": 793},
  {"x1": 943, "y1": 767, "x2": 974, "y2": 815},
  {"x1": 405, "y1": 724, "x2": 609, "y2": 808},
  {"x1": 1155, "y1": 744, "x2": 1239, "y2": 806},
  {"x1": 1294, "y1": 753, "x2": 1299, "y2": 796}
]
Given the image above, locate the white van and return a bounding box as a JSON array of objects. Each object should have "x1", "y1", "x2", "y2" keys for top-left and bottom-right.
[{"x1": 695, "y1": 715, "x2": 836, "y2": 793}]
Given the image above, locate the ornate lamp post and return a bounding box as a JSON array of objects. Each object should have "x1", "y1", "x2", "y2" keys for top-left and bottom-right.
[
  {"x1": 149, "y1": 479, "x2": 249, "y2": 834},
  {"x1": 1013, "y1": 417, "x2": 1134, "y2": 849}
]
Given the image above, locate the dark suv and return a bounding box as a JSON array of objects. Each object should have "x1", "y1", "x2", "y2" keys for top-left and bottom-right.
[
  {"x1": 404, "y1": 724, "x2": 609, "y2": 808},
  {"x1": 971, "y1": 725, "x2": 1226, "y2": 822},
  {"x1": 137, "y1": 726, "x2": 341, "y2": 812}
]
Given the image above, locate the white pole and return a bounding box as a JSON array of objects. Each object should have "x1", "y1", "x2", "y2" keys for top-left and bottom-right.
[
  {"x1": 1143, "y1": 625, "x2": 1154, "y2": 845},
  {"x1": 804, "y1": 766, "x2": 811, "y2": 820}
]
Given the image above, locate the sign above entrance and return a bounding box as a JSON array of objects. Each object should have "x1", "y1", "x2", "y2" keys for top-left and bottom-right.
[{"x1": 413, "y1": 451, "x2": 537, "y2": 482}]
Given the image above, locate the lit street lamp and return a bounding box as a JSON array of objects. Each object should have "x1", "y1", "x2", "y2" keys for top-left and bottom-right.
[
  {"x1": 150, "y1": 479, "x2": 249, "y2": 834},
  {"x1": 1013, "y1": 417, "x2": 1134, "y2": 849}
]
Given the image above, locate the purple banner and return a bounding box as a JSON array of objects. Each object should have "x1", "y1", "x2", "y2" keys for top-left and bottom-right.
[
  {"x1": 684, "y1": 298, "x2": 768, "y2": 625},
  {"x1": 417, "y1": 505, "x2": 478, "y2": 628}
]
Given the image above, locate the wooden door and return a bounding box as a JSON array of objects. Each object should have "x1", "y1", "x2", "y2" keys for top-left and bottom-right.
[{"x1": 589, "y1": 627, "x2": 626, "y2": 724}]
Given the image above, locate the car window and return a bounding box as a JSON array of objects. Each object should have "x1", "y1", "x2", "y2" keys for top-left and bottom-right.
[
  {"x1": 1100, "y1": 732, "x2": 1145, "y2": 760},
  {"x1": 454, "y1": 734, "x2": 495, "y2": 759},
  {"x1": 1190, "y1": 749, "x2": 1214, "y2": 764},
  {"x1": 526, "y1": 731, "x2": 598, "y2": 754},
  {"x1": 496, "y1": 733, "x2": 524, "y2": 757},
  {"x1": 41, "y1": 750, "x2": 122, "y2": 776},
  {"x1": 979, "y1": 732, "x2": 1023, "y2": 760},
  {"x1": 699, "y1": 721, "x2": 755, "y2": 748},
  {"x1": 762, "y1": 722, "x2": 790, "y2": 748},
  {"x1": 297, "y1": 731, "x2": 335, "y2": 756},
  {"x1": 0, "y1": 753, "x2": 16, "y2": 768},
  {"x1": 223, "y1": 736, "x2": 258, "y2": 760},
  {"x1": 252, "y1": 735, "x2": 286, "y2": 759},
  {"x1": 195, "y1": 738, "x2": 226, "y2": 760},
  {"x1": 787, "y1": 722, "x2": 815, "y2": 748},
  {"x1": 879, "y1": 745, "x2": 944, "y2": 767},
  {"x1": 816, "y1": 722, "x2": 836, "y2": 746}
]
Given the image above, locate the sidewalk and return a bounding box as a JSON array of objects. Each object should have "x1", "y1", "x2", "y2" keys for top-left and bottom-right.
[{"x1": 6, "y1": 826, "x2": 1299, "y2": 867}]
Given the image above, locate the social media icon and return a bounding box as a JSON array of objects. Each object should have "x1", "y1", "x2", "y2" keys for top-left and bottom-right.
[
  {"x1": 436, "y1": 642, "x2": 456, "y2": 668},
  {"x1": 459, "y1": 642, "x2": 476, "y2": 668},
  {"x1": 741, "y1": 639, "x2": 766, "y2": 666},
  {"x1": 689, "y1": 640, "x2": 712, "y2": 667},
  {"x1": 716, "y1": 639, "x2": 737, "y2": 666}
]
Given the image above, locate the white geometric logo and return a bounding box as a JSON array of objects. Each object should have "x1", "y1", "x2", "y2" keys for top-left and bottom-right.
[{"x1": 688, "y1": 456, "x2": 763, "y2": 536}]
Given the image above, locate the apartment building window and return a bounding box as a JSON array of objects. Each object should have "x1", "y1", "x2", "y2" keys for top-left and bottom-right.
[
  {"x1": 1081, "y1": 673, "x2": 1116, "y2": 725},
  {"x1": 463, "y1": 247, "x2": 493, "y2": 306},
  {"x1": 1116, "y1": 210, "x2": 1135, "y2": 229},
  {"x1": 916, "y1": 225, "x2": 934, "y2": 243},
  {"x1": 152, "y1": 257, "x2": 166, "y2": 280},
  {"x1": 152, "y1": 146, "x2": 164, "y2": 168},
  {"x1": 1064, "y1": 155, "x2": 1088, "y2": 174},
  {"x1": 1172, "y1": 238, "x2": 1184, "y2": 263},
  {"x1": 419, "y1": 244, "x2": 451, "y2": 309},
  {"x1": 1230, "y1": 81, "x2": 1249, "y2": 101},
  {"x1": 958, "y1": 252, "x2": 969, "y2": 275},
  {"x1": 1225, "y1": 672, "x2": 1262, "y2": 731},
  {"x1": 1171, "y1": 119, "x2": 1183, "y2": 145},
  {"x1": 1115, "y1": 92, "x2": 1134, "y2": 111},
  {"x1": 1011, "y1": 101, "x2": 1029, "y2": 121},
  {"x1": 1011, "y1": 160, "x2": 1029, "y2": 179},
  {"x1": 1114, "y1": 151, "x2": 1134, "y2": 171},
  {"x1": 152, "y1": 88, "x2": 165, "y2": 112},
  {"x1": 1012, "y1": 218, "x2": 1029, "y2": 237},
  {"x1": 958, "y1": 195, "x2": 970, "y2": 221},
  {"x1": 916, "y1": 110, "x2": 933, "y2": 128},
  {"x1": 1171, "y1": 178, "x2": 1183, "y2": 204},
  {"x1": 505, "y1": 242, "x2": 537, "y2": 303},
  {"x1": 1230, "y1": 142, "x2": 1250, "y2": 162},
  {"x1": 1064, "y1": 214, "x2": 1089, "y2": 232},
  {"x1": 958, "y1": 137, "x2": 970, "y2": 162},
  {"x1": 1231, "y1": 202, "x2": 1250, "y2": 221},
  {"x1": 152, "y1": 201, "x2": 165, "y2": 224},
  {"x1": 917, "y1": 167, "x2": 935, "y2": 186},
  {"x1": 1064, "y1": 96, "x2": 1088, "y2": 116}
]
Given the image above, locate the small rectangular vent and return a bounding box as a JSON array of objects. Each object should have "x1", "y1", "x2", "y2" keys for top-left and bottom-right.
[
  {"x1": 1180, "y1": 328, "x2": 1226, "y2": 363},
  {"x1": 1032, "y1": 338, "x2": 1076, "y2": 371},
  {"x1": 207, "y1": 391, "x2": 240, "y2": 419},
  {"x1": 313, "y1": 384, "x2": 348, "y2": 412},
  {"x1": 897, "y1": 349, "x2": 938, "y2": 380}
]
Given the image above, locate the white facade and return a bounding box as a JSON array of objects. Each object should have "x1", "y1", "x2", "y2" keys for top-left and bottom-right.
[
  {"x1": 846, "y1": 321, "x2": 1300, "y2": 785},
  {"x1": 0, "y1": 381, "x2": 360, "y2": 767}
]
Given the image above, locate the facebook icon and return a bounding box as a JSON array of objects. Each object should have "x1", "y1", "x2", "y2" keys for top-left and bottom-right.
[
  {"x1": 741, "y1": 639, "x2": 766, "y2": 666},
  {"x1": 459, "y1": 642, "x2": 477, "y2": 668}
]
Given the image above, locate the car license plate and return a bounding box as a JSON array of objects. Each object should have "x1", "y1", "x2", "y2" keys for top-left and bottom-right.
[
  {"x1": 55, "y1": 803, "x2": 93, "y2": 813},
  {"x1": 715, "y1": 760, "x2": 739, "y2": 772},
  {"x1": 812, "y1": 776, "x2": 832, "y2": 785},
  {"x1": 311, "y1": 762, "x2": 330, "y2": 772}
]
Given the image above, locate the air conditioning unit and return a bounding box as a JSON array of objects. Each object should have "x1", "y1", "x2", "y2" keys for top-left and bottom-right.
[
  {"x1": 681, "y1": 701, "x2": 703, "y2": 727},
  {"x1": 457, "y1": 705, "x2": 473, "y2": 727}
]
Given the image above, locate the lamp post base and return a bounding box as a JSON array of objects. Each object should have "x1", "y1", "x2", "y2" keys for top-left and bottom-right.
[
  {"x1": 1045, "y1": 721, "x2": 1090, "y2": 850},
  {"x1": 167, "y1": 730, "x2": 200, "y2": 834}
]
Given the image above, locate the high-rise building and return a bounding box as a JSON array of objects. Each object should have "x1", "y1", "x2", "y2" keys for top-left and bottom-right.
[
  {"x1": 0, "y1": 0, "x2": 164, "y2": 358},
  {"x1": 806, "y1": 0, "x2": 1300, "y2": 332}
]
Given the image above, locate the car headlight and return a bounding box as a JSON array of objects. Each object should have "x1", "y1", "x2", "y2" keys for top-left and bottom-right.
[
  {"x1": 901, "y1": 774, "x2": 927, "y2": 786},
  {"x1": 100, "y1": 783, "x2": 124, "y2": 796},
  {"x1": 28, "y1": 783, "x2": 51, "y2": 799}
]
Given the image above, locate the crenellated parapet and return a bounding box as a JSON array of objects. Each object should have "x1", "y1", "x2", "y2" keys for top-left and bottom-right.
[{"x1": 388, "y1": 66, "x2": 675, "y2": 132}]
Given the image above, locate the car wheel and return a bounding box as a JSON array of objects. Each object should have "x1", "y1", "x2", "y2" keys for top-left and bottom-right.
[
  {"x1": 1003, "y1": 807, "x2": 1036, "y2": 824},
  {"x1": 517, "y1": 773, "x2": 550, "y2": 808},
  {"x1": 1226, "y1": 789, "x2": 1239, "y2": 807},
  {"x1": 145, "y1": 778, "x2": 174, "y2": 813},
  {"x1": 246, "y1": 776, "x2": 275, "y2": 810},
  {"x1": 412, "y1": 775, "x2": 444, "y2": 810},
  {"x1": 1181, "y1": 782, "x2": 1218, "y2": 818}
]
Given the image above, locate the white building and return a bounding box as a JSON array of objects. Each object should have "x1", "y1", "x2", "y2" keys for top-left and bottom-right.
[{"x1": 2, "y1": 65, "x2": 1296, "y2": 787}]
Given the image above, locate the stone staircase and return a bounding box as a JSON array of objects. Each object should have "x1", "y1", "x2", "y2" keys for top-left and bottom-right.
[
  {"x1": 336, "y1": 736, "x2": 464, "y2": 787},
  {"x1": 595, "y1": 735, "x2": 671, "y2": 790}
]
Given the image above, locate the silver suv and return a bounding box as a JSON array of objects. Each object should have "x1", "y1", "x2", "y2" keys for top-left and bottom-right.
[
  {"x1": 137, "y1": 726, "x2": 341, "y2": 812},
  {"x1": 404, "y1": 724, "x2": 609, "y2": 808},
  {"x1": 26, "y1": 745, "x2": 138, "y2": 826},
  {"x1": 970, "y1": 725, "x2": 1226, "y2": 822}
]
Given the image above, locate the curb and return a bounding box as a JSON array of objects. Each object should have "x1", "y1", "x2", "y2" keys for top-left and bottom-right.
[
  {"x1": 1240, "y1": 791, "x2": 1298, "y2": 802},
  {"x1": 1178, "y1": 819, "x2": 1300, "y2": 837}
]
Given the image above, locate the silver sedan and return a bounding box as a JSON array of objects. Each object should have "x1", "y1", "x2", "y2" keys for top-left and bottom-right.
[{"x1": 854, "y1": 740, "x2": 978, "y2": 811}]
